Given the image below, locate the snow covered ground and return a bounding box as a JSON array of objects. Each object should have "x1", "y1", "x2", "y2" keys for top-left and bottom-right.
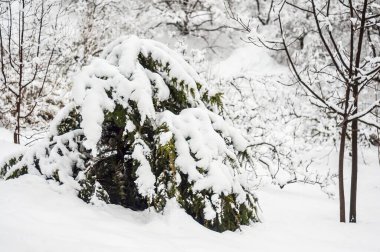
[
  {"x1": 212, "y1": 45, "x2": 288, "y2": 78},
  {"x1": 1, "y1": 139, "x2": 379, "y2": 252},
  {"x1": 1, "y1": 46, "x2": 379, "y2": 252}
]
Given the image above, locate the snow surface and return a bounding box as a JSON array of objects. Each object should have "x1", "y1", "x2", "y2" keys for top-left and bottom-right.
[
  {"x1": 0, "y1": 127, "x2": 13, "y2": 143},
  {"x1": 0, "y1": 141, "x2": 380, "y2": 252},
  {"x1": 1, "y1": 45, "x2": 380, "y2": 252},
  {"x1": 212, "y1": 46, "x2": 288, "y2": 79}
]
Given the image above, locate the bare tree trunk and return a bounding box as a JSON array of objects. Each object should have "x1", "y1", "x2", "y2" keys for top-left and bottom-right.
[
  {"x1": 350, "y1": 117, "x2": 358, "y2": 222},
  {"x1": 14, "y1": 0, "x2": 25, "y2": 145},
  {"x1": 15, "y1": 95, "x2": 21, "y2": 144},
  {"x1": 349, "y1": 0, "x2": 368, "y2": 223},
  {"x1": 338, "y1": 121, "x2": 347, "y2": 222}
]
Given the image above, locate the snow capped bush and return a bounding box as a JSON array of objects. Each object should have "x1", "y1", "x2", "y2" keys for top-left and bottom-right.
[{"x1": 1, "y1": 36, "x2": 259, "y2": 232}]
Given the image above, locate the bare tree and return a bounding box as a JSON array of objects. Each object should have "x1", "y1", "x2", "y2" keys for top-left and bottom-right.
[
  {"x1": 64, "y1": 0, "x2": 138, "y2": 68},
  {"x1": 0, "y1": 0, "x2": 64, "y2": 144},
  {"x1": 150, "y1": 0, "x2": 232, "y2": 36},
  {"x1": 228, "y1": 0, "x2": 380, "y2": 222}
]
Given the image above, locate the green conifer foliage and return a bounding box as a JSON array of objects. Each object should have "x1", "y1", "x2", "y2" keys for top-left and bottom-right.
[{"x1": 1, "y1": 36, "x2": 259, "y2": 232}]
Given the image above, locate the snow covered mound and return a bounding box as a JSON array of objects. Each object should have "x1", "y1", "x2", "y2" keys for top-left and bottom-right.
[
  {"x1": 212, "y1": 46, "x2": 287, "y2": 79},
  {"x1": 1, "y1": 36, "x2": 259, "y2": 232},
  {"x1": 1, "y1": 157, "x2": 379, "y2": 252},
  {"x1": 0, "y1": 127, "x2": 13, "y2": 143}
]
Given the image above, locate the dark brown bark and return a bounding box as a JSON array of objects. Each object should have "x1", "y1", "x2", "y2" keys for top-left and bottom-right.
[
  {"x1": 349, "y1": 0, "x2": 368, "y2": 223},
  {"x1": 338, "y1": 121, "x2": 347, "y2": 222},
  {"x1": 14, "y1": 0, "x2": 25, "y2": 145},
  {"x1": 350, "y1": 118, "x2": 358, "y2": 223}
]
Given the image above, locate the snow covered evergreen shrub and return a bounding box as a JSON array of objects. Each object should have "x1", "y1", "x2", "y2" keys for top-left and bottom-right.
[{"x1": 1, "y1": 36, "x2": 259, "y2": 232}]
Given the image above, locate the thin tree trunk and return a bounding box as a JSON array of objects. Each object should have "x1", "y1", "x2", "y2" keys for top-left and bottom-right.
[
  {"x1": 349, "y1": 0, "x2": 368, "y2": 223},
  {"x1": 15, "y1": 95, "x2": 21, "y2": 144},
  {"x1": 350, "y1": 81, "x2": 359, "y2": 223},
  {"x1": 350, "y1": 117, "x2": 358, "y2": 222},
  {"x1": 338, "y1": 121, "x2": 347, "y2": 222}
]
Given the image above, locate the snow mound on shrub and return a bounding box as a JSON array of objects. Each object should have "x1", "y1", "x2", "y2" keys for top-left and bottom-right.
[{"x1": 1, "y1": 36, "x2": 259, "y2": 232}]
